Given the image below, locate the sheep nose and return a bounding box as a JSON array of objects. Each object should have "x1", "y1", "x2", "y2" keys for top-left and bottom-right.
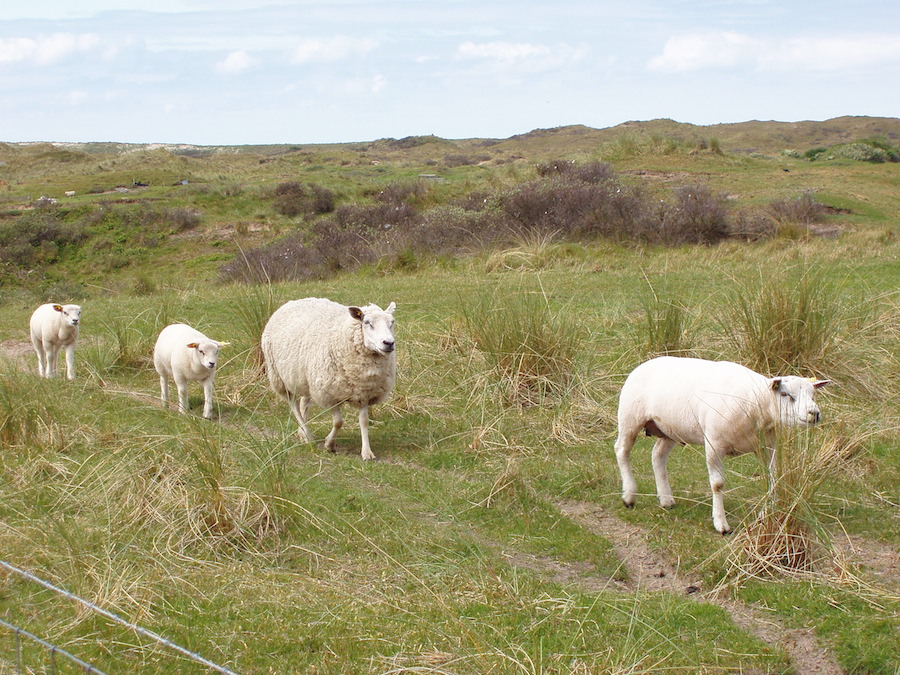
[
  {"x1": 382, "y1": 340, "x2": 395, "y2": 353},
  {"x1": 812, "y1": 411, "x2": 821, "y2": 423}
]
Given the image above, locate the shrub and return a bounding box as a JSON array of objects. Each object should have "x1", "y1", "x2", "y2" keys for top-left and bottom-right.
[
  {"x1": 535, "y1": 159, "x2": 615, "y2": 184},
  {"x1": 372, "y1": 180, "x2": 429, "y2": 207},
  {"x1": 0, "y1": 210, "x2": 86, "y2": 267},
  {"x1": 272, "y1": 181, "x2": 335, "y2": 217},
  {"x1": 730, "y1": 208, "x2": 779, "y2": 241},
  {"x1": 649, "y1": 185, "x2": 729, "y2": 245},
  {"x1": 768, "y1": 192, "x2": 826, "y2": 225}
]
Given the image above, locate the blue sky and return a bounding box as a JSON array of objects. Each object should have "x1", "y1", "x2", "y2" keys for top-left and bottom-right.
[{"x1": 1, "y1": 1, "x2": 898, "y2": 145}]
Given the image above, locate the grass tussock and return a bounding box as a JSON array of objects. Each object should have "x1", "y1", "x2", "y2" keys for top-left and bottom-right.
[
  {"x1": 462, "y1": 287, "x2": 585, "y2": 407},
  {"x1": 722, "y1": 266, "x2": 841, "y2": 378},
  {"x1": 723, "y1": 423, "x2": 876, "y2": 584}
]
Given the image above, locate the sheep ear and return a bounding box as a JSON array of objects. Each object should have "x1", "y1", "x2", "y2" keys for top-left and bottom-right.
[
  {"x1": 53, "y1": 304, "x2": 63, "y2": 312},
  {"x1": 186, "y1": 342, "x2": 199, "y2": 349},
  {"x1": 349, "y1": 306, "x2": 364, "y2": 321},
  {"x1": 770, "y1": 378, "x2": 783, "y2": 391},
  {"x1": 812, "y1": 379, "x2": 831, "y2": 389},
  {"x1": 385, "y1": 302, "x2": 396, "y2": 315}
]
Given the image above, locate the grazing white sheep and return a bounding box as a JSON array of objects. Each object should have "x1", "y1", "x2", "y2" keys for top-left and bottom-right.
[
  {"x1": 261, "y1": 297, "x2": 397, "y2": 460},
  {"x1": 614, "y1": 356, "x2": 830, "y2": 534},
  {"x1": 29, "y1": 303, "x2": 82, "y2": 380},
  {"x1": 153, "y1": 323, "x2": 226, "y2": 419}
]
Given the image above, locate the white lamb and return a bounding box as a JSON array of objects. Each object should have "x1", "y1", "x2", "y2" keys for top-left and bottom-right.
[
  {"x1": 614, "y1": 356, "x2": 830, "y2": 534},
  {"x1": 261, "y1": 297, "x2": 397, "y2": 460},
  {"x1": 29, "y1": 303, "x2": 82, "y2": 380},
  {"x1": 153, "y1": 323, "x2": 227, "y2": 419}
]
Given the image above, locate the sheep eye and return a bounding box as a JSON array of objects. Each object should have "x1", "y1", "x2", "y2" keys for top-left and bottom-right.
[{"x1": 780, "y1": 392, "x2": 794, "y2": 401}]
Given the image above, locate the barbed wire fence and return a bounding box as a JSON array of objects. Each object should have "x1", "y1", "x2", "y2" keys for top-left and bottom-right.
[{"x1": 0, "y1": 559, "x2": 239, "y2": 674}]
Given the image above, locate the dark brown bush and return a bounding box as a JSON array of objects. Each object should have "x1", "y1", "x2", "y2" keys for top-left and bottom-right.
[
  {"x1": 273, "y1": 182, "x2": 335, "y2": 217},
  {"x1": 768, "y1": 193, "x2": 827, "y2": 225},
  {"x1": 649, "y1": 185, "x2": 730, "y2": 245}
]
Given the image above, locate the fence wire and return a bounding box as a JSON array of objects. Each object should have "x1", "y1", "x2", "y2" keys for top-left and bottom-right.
[
  {"x1": 0, "y1": 616, "x2": 106, "y2": 674},
  {"x1": 0, "y1": 559, "x2": 239, "y2": 674}
]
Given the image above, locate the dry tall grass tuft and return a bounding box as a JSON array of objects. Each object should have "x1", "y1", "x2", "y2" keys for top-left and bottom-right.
[
  {"x1": 722, "y1": 266, "x2": 840, "y2": 378},
  {"x1": 463, "y1": 287, "x2": 585, "y2": 407},
  {"x1": 723, "y1": 427, "x2": 847, "y2": 582}
]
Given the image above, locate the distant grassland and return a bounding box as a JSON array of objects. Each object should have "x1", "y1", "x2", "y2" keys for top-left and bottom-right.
[{"x1": 0, "y1": 119, "x2": 897, "y2": 674}]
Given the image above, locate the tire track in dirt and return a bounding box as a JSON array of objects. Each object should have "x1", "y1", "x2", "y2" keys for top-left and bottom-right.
[{"x1": 553, "y1": 498, "x2": 844, "y2": 675}]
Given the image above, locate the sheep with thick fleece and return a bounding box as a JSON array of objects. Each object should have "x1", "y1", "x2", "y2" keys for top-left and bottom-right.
[
  {"x1": 29, "y1": 303, "x2": 82, "y2": 380},
  {"x1": 261, "y1": 297, "x2": 397, "y2": 460},
  {"x1": 614, "y1": 356, "x2": 830, "y2": 534},
  {"x1": 153, "y1": 323, "x2": 226, "y2": 419}
]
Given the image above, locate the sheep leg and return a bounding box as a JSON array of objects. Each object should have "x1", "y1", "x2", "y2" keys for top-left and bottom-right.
[
  {"x1": 33, "y1": 342, "x2": 47, "y2": 377},
  {"x1": 290, "y1": 396, "x2": 313, "y2": 442},
  {"x1": 651, "y1": 437, "x2": 678, "y2": 509},
  {"x1": 358, "y1": 405, "x2": 375, "y2": 461},
  {"x1": 324, "y1": 405, "x2": 343, "y2": 452},
  {"x1": 47, "y1": 346, "x2": 59, "y2": 378},
  {"x1": 705, "y1": 445, "x2": 732, "y2": 535},
  {"x1": 175, "y1": 378, "x2": 190, "y2": 415},
  {"x1": 614, "y1": 428, "x2": 640, "y2": 507},
  {"x1": 64, "y1": 343, "x2": 76, "y2": 381},
  {"x1": 202, "y1": 378, "x2": 215, "y2": 419},
  {"x1": 159, "y1": 376, "x2": 169, "y2": 407}
]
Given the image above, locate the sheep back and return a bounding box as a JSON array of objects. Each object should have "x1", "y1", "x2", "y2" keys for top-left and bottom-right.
[
  {"x1": 261, "y1": 298, "x2": 396, "y2": 409},
  {"x1": 618, "y1": 356, "x2": 776, "y2": 454}
]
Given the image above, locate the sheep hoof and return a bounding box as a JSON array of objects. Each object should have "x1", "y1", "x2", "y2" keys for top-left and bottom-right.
[{"x1": 623, "y1": 500, "x2": 635, "y2": 509}]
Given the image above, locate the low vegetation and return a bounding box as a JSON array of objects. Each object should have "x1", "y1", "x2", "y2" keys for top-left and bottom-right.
[{"x1": 0, "y1": 120, "x2": 898, "y2": 673}]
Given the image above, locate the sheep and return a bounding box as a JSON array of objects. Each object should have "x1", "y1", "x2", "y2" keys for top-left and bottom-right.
[
  {"x1": 153, "y1": 323, "x2": 226, "y2": 419},
  {"x1": 29, "y1": 303, "x2": 82, "y2": 380},
  {"x1": 261, "y1": 297, "x2": 397, "y2": 460},
  {"x1": 613, "y1": 356, "x2": 830, "y2": 534}
]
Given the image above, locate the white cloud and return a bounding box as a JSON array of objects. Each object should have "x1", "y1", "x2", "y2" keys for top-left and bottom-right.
[
  {"x1": 290, "y1": 36, "x2": 379, "y2": 64},
  {"x1": 767, "y1": 36, "x2": 900, "y2": 72},
  {"x1": 0, "y1": 33, "x2": 104, "y2": 66},
  {"x1": 649, "y1": 32, "x2": 900, "y2": 73},
  {"x1": 216, "y1": 49, "x2": 255, "y2": 74},
  {"x1": 371, "y1": 74, "x2": 387, "y2": 94},
  {"x1": 65, "y1": 90, "x2": 89, "y2": 105},
  {"x1": 458, "y1": 41, "x2": 552, "y2": 64},
  {"x1": 456, "y1": 40, "x2": 587, "y2": 72}
]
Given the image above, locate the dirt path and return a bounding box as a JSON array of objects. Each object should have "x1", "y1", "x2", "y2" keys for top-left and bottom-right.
[{"x1": 552, "y1": 499, "x2": 845, "y2": 675}]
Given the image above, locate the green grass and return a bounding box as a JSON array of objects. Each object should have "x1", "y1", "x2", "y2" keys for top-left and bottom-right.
[{"x1": 0, "y1": 129, "x2": 898, "y2": 673}]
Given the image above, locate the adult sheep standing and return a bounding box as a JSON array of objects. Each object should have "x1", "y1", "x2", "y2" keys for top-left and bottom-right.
[
  {"x1": 614, "y1": 356, "x2": 830, "y2": 534},
  {"x1": 153, "y1": 323, "x2": 227, "y2": 419},
  {"x1": 261, "y1": 297, "x2": 397, "y2": 460},
  {"x1": 29, "y1": 303, "x2": 82, "y2": 380}
]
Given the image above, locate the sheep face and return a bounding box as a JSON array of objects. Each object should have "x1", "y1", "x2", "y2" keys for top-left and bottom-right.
[
  {"x1": 54, "y1": 304, "x2": 81, "y2": 327},
  {"x1": 771, "y1": 376, "x2": 830, "y2": 427},
  {"x1": 187, "y1": 340, "x2": 221, "y2": 370},
  {"x1": 349, "y1": 302, "x2": 396, "y2": 355}
]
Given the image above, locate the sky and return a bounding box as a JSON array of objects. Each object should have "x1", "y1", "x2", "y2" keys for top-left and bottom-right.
[{"x1": 1, "y1": 0, "x2": 898, "y2": 146}]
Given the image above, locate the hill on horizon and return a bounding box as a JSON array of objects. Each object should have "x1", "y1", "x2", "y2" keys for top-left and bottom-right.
[{"x1": 7, "y1": 115, "x2": 899, "y2": 159}]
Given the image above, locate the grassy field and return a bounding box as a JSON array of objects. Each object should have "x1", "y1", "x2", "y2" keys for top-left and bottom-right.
[{"x1": 0, "y1": 120, "x2": 898, "y2": 673}]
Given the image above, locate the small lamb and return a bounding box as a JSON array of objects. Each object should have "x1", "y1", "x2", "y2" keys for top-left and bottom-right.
[
  {"x1": 614, "y1": 356, "x2": 830, "y2": 534},
  {"x1": 261, "y1": 297, "x2": 397, "y2": 460},
  {"x1": 29, "y1": 303, "x2": 82, "y2": 380},
  {"x1": 153, "y1": 323, "x2": 227, "y2": 419}
]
